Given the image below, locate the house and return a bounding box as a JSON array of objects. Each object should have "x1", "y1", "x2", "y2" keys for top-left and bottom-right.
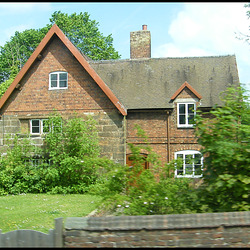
[{"x1": 0, "y1": 24, "x2": 239, "y2": 178}]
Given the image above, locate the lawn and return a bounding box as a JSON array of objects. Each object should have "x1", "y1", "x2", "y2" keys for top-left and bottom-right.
[{"x1": 0, "y1": 193, "x2": 103, "y2": 233}]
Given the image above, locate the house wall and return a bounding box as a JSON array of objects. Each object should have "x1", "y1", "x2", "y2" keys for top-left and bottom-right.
[
  {"x1": 126, "y1": 87, "x2": 202, "y2": 165},
  {"x1": 0, "y1": 37, "x2": 125, "y2": 164}
]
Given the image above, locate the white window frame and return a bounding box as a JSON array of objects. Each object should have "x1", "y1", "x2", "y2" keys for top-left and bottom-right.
[
  {"x1": 174, "y1": 150, "x2": 203, "y2": 178},
  {"x1": 30, "y1": 119, "x2": 49, "y2": 135},
  {"x1": 30, "y1": 119, "x2": 62, "y2": 134},
  {"x1": 177, "y1": 102, "x2": 196, "y2": 128},
  {"x1": 49, "y1": 71, "x2": 68, "y2": 90}
]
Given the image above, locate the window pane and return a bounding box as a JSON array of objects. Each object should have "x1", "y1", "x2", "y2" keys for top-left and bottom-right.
[
  {"x1": 188, "y1": 104, "x2": 195, "y2": 114},
  {"x1": 59, "y1": 80, "x2": 67, "y2": 88},
  {"x1": 59, "y1": 73, "x2": 67, "y2": 88},
  {"x1": 179, "y1": 114, "x2": 186, "y2": 124},
  {"x1": 194, "y1": 165, "x2": 202, "y2": 175},
  {"x1": 50, "y1": 73, "x2": 58, "y2": 88},
  {"x1": 51, "y1": 80, "x2": 57, "y2": 88},
  {"x1": 194, "y1": 154, "x2": 202, "y2": 164},
  {"x1": 42, "y1": 120, "x2": 50, "y2": 133},
  {"x1": 50, "y1": 74, "x2": 57, "y2": 81},
  {"x1": 185, "y1": 154, "x2": 193, "y2": 164},
  {"x1": 185, "y1": 164, "x2": 193, "y2": 175},
  {"x1": 176, "y1": 154, "x2": 184, "y2": 175},
  {"x1": 188, "y1": 114, "x2": 194, "y2": 124},
  {"x1": 59, "y1": 73, "x2": 67, "y2": 80},
  {"x1": 179, "y1": 104, "x2": 185, "y2": 114},
  {"x1": 31, "y1": 120, "x2": 40, "y2": 133}
]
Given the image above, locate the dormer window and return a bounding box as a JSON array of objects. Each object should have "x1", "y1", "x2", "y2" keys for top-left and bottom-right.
[
  {"x1": 49, "y1": 71, "x2": 68, "y2": 90},
  {"x1": 177, "y1": 103, "x2": 196, "y2": 128}
]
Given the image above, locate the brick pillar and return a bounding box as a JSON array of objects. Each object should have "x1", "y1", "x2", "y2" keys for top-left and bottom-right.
[{"x1": 130, "y1": 25, "x2": 151, "y2": 59}]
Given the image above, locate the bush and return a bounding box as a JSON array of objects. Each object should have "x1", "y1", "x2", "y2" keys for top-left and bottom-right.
[
  {"x1": 0, "y1": 113, "x2": 117, "y2": 195},
  {"x1": 194, "y1": 86, "x2": 250, "y2": 212},
  {"x1": 97, "y1": 124, "x2": 196, "y2": 216}
]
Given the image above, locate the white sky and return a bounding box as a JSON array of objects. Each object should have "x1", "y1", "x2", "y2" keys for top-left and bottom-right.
[{"x1": 0, "y1": 2, "x2": 249, "y2": 91}]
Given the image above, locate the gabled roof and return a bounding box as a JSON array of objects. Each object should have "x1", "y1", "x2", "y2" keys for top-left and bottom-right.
[
  {"x1": 0, "y1": 24, "x2": 127, "y2": 116},
  {"x1": 170, "y1": 81, "x2": 202, "y2": 100}
]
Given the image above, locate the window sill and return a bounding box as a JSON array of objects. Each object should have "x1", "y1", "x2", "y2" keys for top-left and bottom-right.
[
  {"x1": 49, "y1": 87, "x2": 68, "y2": 90},
  {"x1": 175, "y1": 175, "x2": 203, "y2": 178},
  {"x1": 177, "y1": 125, "x2": 194, "y2": 129}
]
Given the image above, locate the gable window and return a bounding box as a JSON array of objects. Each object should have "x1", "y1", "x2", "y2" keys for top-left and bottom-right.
[
  {"x1": 49, "y1": 71, "x2": 68, "y2": 90},
  {"x1": 177, "y1": 103, "x2": 196, "y2": 128},
  {"x1": 174, "y1": 150, "x2": 203, "y2": 178}
]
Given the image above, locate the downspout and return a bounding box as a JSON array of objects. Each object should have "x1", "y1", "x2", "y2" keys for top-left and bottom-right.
[
  {"x1": 167, "y1": 111, "x2": 170, "y2": 163},
  {"x1": 123, "y1": 115, "x2": 127, "y2": 166}
]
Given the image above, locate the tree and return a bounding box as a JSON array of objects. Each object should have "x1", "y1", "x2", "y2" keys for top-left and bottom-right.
[
  {"x1": 49, "y1": 11, "x2": 120, "y2": 60},
  {"x1": 0, "y1": 27, "x2": 49, "y2": 83},
  {"x1": 236, "y1": 3, "x2": 250, "y2": 45},
  {"x1": 194, "y1": 86, "x2": 250, "y2": 212},
  {"x1": 0, "y1": 11, "x2": 120, "y2": 86}
]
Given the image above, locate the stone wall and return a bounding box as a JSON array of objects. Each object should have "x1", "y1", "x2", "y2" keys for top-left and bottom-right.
[
  {"x1": 0, "y1": 111, "x2": 125, "y2": 164},
  {"x1": 64, "y1": 211, "x2": 250, "y2": 248}
]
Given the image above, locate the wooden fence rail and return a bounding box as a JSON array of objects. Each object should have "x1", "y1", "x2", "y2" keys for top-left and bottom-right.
[{"x1": 0, "y1": 217, "x2": 63, "y2": 248}]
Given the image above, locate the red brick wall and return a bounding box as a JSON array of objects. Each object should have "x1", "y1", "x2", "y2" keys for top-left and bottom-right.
[
  {"x1": 0, "y1": 36, "x2": 125, "y2": 163},
  {"x1": 2, "y1": 36, "x2": 117, "y2": 116},
  {"x1": 126, "y1": 93, "x2": 202, "y2": 165}
]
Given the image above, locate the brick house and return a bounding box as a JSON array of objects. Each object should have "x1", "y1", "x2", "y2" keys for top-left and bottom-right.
[{"x1": 0, "y1": 24, "x2": 239, "y2": 178}]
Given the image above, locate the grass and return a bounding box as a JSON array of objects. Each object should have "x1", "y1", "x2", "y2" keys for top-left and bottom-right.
[{"x1": 0, "y1": 193, "x2": 103, "y2": 233}]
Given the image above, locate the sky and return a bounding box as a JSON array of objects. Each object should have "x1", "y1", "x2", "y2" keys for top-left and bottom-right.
[{"x1": 0, "y1": 2, "x2": 249, "y2": 91}]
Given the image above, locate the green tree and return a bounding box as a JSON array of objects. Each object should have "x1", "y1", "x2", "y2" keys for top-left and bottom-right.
[
  {"x1": 236, "y1": 3, "x2": 250, "y2": 45},
  {"x1": 49, "y1": 11, "x2": 120, "y2": 60},
  {"x1": 0, "y1": 11, "x2": 120, "y2": 92},
  {"x1": 194, "y1": 86, "x2": 250, "y2": 212},
  {"x1": 0, "y1": 27, "x2": 49, "y2": 83}
]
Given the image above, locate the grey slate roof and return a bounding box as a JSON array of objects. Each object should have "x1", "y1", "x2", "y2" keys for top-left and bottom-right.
[{"x1": 89, "y1": 55, "x2": 239, "y2": 110}]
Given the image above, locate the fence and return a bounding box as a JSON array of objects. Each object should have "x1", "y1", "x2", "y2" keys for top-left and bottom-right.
[
  {"x1": 64, "y1": 211, "x2": 250, "y2": 248},
  {"x1": 0, "y1": 212, "x2": 249, "y2": 248},
  {"x1": 0, "y1": 218, "x2": 63, "y2": 248}
]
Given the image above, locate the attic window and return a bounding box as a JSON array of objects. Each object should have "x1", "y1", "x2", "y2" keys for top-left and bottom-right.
[
  {"x1": 49, "y1": 71, "x2": 68, "y2": 90},
  {"x1": 177, "y1": 103, "x2": 196, "y2": 128}
]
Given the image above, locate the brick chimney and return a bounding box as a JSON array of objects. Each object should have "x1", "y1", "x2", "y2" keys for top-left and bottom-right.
[{"x1": 130, "y1": 25, "x2": 151, "y2": 59}]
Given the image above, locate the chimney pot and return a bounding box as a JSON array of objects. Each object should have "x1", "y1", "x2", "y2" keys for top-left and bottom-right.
[{"x1": 130, "y1": 25, "x2": 151, "y2": 59}]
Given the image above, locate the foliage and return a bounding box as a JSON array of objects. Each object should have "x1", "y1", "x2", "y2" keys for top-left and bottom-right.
[
  {"x1": 96, "y1": 124, "x2": 195, "y2": 216},
  {"x1": 194, "y1": 86, "x2": 250, "y2": 212},
  {"x1": 0, "y1": 27, "x2": 49, "y2": 83},
  {"x1": 0, "y1": 77, "x2": 15, "y2": 98},
  {"x1": 0, "y1": 11, "x2": 120, "y2": 84},
  {"x1": 0, "y1": 113, "x2": 114, "y2": 195},
  {"x1": 49, "y1": 11, "x2": 120, "y2": 60},
  {"x1": 235, "y1": 4, "x2": 250, "y2": 45}
]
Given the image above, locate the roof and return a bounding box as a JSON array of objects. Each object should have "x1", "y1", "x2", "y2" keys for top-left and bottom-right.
[
  {"x1": 90, "y1": 55, "x2": 239, "y2": 109},
  {"x1": 170, "y1": 81, "x2": 202, "y2": 100},
  {"x1": 0, "y1": 24, "x2": 127, "y2": 116}
]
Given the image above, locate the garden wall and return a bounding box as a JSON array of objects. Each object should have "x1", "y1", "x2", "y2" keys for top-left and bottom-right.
[{"x1": 64, "y1": 211, "x2": 250, "y2": 248}]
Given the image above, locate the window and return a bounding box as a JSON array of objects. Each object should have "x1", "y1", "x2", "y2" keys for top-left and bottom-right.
[
  {"x1": 174, "y1": 150, "x2": 203, "y2": 178},
  {"x1": 177, "y1": 103, "x2": 196, "y2": 127},
  {"x1": 49, "y1": 71, "x2": 68, "y2": 89},
  {"x1": 30, "y1": 119, "x2": 62, "y2": 134},
  {"x1": 30, "y1": 119, "x2": 49, "y2": 134}
]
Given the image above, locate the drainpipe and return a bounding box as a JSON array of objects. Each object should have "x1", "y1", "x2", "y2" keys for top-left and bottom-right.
[
  {"x1": 167, "y1": 111, "x2": 170, "y2": 163},
  {"x1": 123, "y1": 115, "x2": 127, "y2": 166}
]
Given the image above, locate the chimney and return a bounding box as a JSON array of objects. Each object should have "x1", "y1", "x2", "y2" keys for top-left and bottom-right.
[{"x1": 130, "y1": 25, "x2": 151, "y2": 59}]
